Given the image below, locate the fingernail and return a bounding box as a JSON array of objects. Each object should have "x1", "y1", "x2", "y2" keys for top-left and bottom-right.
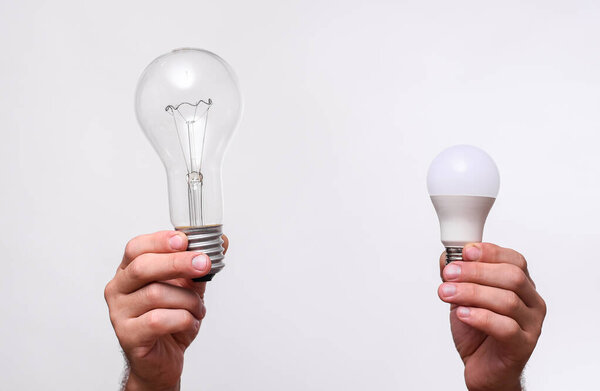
[
  {"x1": 192, "y1": 254, "x2": 209, "y2": 271},
  {"x1": 444, "y1": 264, "x2": 461, "y2": 280},
  {"x1": 194, "y1": 319, "x2": 201, "y2": 330},
  {"x1": 465, "y1": 245, "x2": 481, "y2": 261},
  {"x1": 169, "y1": 234, "x2": 185, "y2": 250},
  {"x1": 457, "y1": 307, "x2": 470, "y2": 318},
  {"x1": 441, "y1": 283, "x2": 456, "y2": 297}
]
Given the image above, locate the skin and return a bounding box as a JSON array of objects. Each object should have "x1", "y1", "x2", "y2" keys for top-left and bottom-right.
[
  {"x1": 438, "y1": 243, "x2": 547, "y2": 391},
  {"x1": 104, "y1": 231, "x2": 229, "y2": 391}
]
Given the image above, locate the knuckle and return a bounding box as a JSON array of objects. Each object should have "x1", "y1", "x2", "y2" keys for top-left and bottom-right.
[
  {"x1": 124, "y1": 238, "x2": 139, "y2": 260},
  {"x1": 152, "y1": 231, "x2": 169, "y2": 250},
  {"x1": 509, "y1": 267, "x2": 528, "y2": 290},
  {"x1": 479, "y1": 310, "x2": 493, "y2": 330},
  {"x1": 505, "y1": 321, "x2": 521, "y2": 338},
  {"x1": 518, "y1": 254, "x2": 528, "y2": 270},
  {"x1": 483, "y1": 243, "x2": 499, "y2": 261},
  {"x1": 103, "y1": 282, "x2": 114, "y2": 301},
  {"x1": 539, "y1": 297, "x2": 548, "y2": 317},
  {"x1": 145, "y1": 283, "x2": 163, "y2": 304},
  {"x1": 163, "y1": 253, "x2": 183, "y2": 278},
  {"x1": 169, "y1": 253, "x2": 180, "y2": 274},
  {"x1": 465, "y1": 283, "x2": 478, "y2": 299},
  {"x1": 181, "y1": 311, "x2": 196, "y2": 329},
  {"x1": 146, "y1": 310, "x2": 164, "y2": 332},
  {"x1": 127, "y1": 260, "x2": 144, "y2": 281},
  {"x1": 505, "y1": 291, "x2": 521, "y2": 313},
  {"x1": 471, "y1": 263, "x2": 484, "y2": 282}
]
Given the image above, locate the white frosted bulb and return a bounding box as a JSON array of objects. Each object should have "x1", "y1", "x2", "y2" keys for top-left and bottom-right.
[
  {"x1": 135, "y1": 48, "x2": 242, "y2": 281},
  {"x1": 427, "y1": 145, "x2": 500, "y2": 263}
]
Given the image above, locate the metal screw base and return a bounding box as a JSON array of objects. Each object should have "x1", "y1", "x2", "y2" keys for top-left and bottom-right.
[
  {"x1": 177, "y1": 225, "x2": 224, "y2": 282},
  {"x1": 445, "y1": 247, "x2": 463, "y2": 264}
]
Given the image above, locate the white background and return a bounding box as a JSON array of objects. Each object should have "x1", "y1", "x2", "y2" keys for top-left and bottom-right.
[{"x1": 1, "y1": 0, "x2": 599, "y2": 389}]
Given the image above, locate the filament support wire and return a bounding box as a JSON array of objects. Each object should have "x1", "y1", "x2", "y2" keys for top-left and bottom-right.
[{"x1": 165, "y1": 98, "x2": 213, "y2": 227}]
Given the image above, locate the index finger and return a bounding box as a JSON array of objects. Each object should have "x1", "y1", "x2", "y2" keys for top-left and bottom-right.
[
  {"x1": 463, "y1": 242, "x2": 534, "y2": 286},
  {"x1": 115, "y1": 252, "x2": 211, "y2": 293},
  {"x1": 120, "y1": 231, "x2": 188, "y2": 269}
]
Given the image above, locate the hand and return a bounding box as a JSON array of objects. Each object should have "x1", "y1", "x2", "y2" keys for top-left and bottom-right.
[
  {"x1": 104, "y1": 231, "x2": 229, "y2": 391},
  {"x1": 437, "y1": 243, "x2": 546, "y2": 391}
]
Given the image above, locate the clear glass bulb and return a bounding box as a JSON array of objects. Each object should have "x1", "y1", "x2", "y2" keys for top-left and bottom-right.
[
  {"x1": 427, "y1": 145, "x2": 500, "y2": 263},
  {"x1": 135, "y1": 48, "x2": 242, "y2": 280}
]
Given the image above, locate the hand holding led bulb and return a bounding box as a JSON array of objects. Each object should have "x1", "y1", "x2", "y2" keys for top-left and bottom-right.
[{"x1": 428, "y1": 145, "x2": 547, "y2": 391}]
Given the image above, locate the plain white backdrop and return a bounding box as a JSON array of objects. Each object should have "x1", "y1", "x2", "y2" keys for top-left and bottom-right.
[{"x1": 1, "y1": 0, "x2": 599, "y2": 389}]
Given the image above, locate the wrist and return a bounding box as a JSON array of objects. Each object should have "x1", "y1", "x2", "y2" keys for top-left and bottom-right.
[
  {"x1": 125, "y1": 372, "x2": 180, "y2": 391},
  {"x1": 468, "y1": 379, "x2": 522, "y2": 391}
]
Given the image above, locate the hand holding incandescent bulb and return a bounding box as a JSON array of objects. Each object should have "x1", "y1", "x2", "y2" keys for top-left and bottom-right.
[{"x1": 105, "y1": 231, "x2": 229, "y2": 390}]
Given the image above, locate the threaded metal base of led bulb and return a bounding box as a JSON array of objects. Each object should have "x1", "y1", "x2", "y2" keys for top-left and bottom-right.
[
  {"x1": 445, "y1": 247, "x2": 463, "y2": 264},
  {"x1": 177, "y1": 225, "x2": 224, "y2": 282}
]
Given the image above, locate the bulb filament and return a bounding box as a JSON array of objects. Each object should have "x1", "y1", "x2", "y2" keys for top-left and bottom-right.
[{"x1": 166, "y1": 99, "x2": 213, "y2": 226}]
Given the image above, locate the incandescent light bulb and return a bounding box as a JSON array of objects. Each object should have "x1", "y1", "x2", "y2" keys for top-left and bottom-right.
[
  {"x1": 135, "y1": 48, "x2": 242, "y2": 281},
  {"x1": 427, "y1": 145, "x2": 500, "y2": 264}
]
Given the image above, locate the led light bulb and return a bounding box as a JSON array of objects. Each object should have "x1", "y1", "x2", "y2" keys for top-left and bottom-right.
[
  {"x1": 135, "y1": 48, "x2": 242, "y2": 281},
  {"x1": 427, "y1": 145, "x2": 500, "y2": 264}
]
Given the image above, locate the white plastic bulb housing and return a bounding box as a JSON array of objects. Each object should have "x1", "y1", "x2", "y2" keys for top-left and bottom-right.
[
  {"x1": 427, "y1": 145, "x2": 500, "y2": 262},
  {"x1": 135, "y1": 48, "x2": 242, "y2": 280}
]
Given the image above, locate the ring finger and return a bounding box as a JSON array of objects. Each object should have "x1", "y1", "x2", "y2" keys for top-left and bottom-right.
[{"x1": 438, "y1": 282, "x2": 533, "y2": 331}]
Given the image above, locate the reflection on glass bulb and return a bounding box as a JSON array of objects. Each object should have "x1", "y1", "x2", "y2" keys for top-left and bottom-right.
[
  {"x1": 135, "y1": 48, "x2": 242, "y2": 281},
  {"x1": 169, "y1": 67, "x2": 196, "y2": 89},
  {"x1": 427, "y1": 145, "x2": 500, "y2": 263}
]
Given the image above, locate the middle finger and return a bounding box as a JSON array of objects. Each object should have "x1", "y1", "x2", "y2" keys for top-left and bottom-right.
[
  {"x1": 438, "y1": 282, "x2": 535, "y2": 332},
  {"x1": 119, "y1": 282, "x2": 205, "y2": 320}
]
